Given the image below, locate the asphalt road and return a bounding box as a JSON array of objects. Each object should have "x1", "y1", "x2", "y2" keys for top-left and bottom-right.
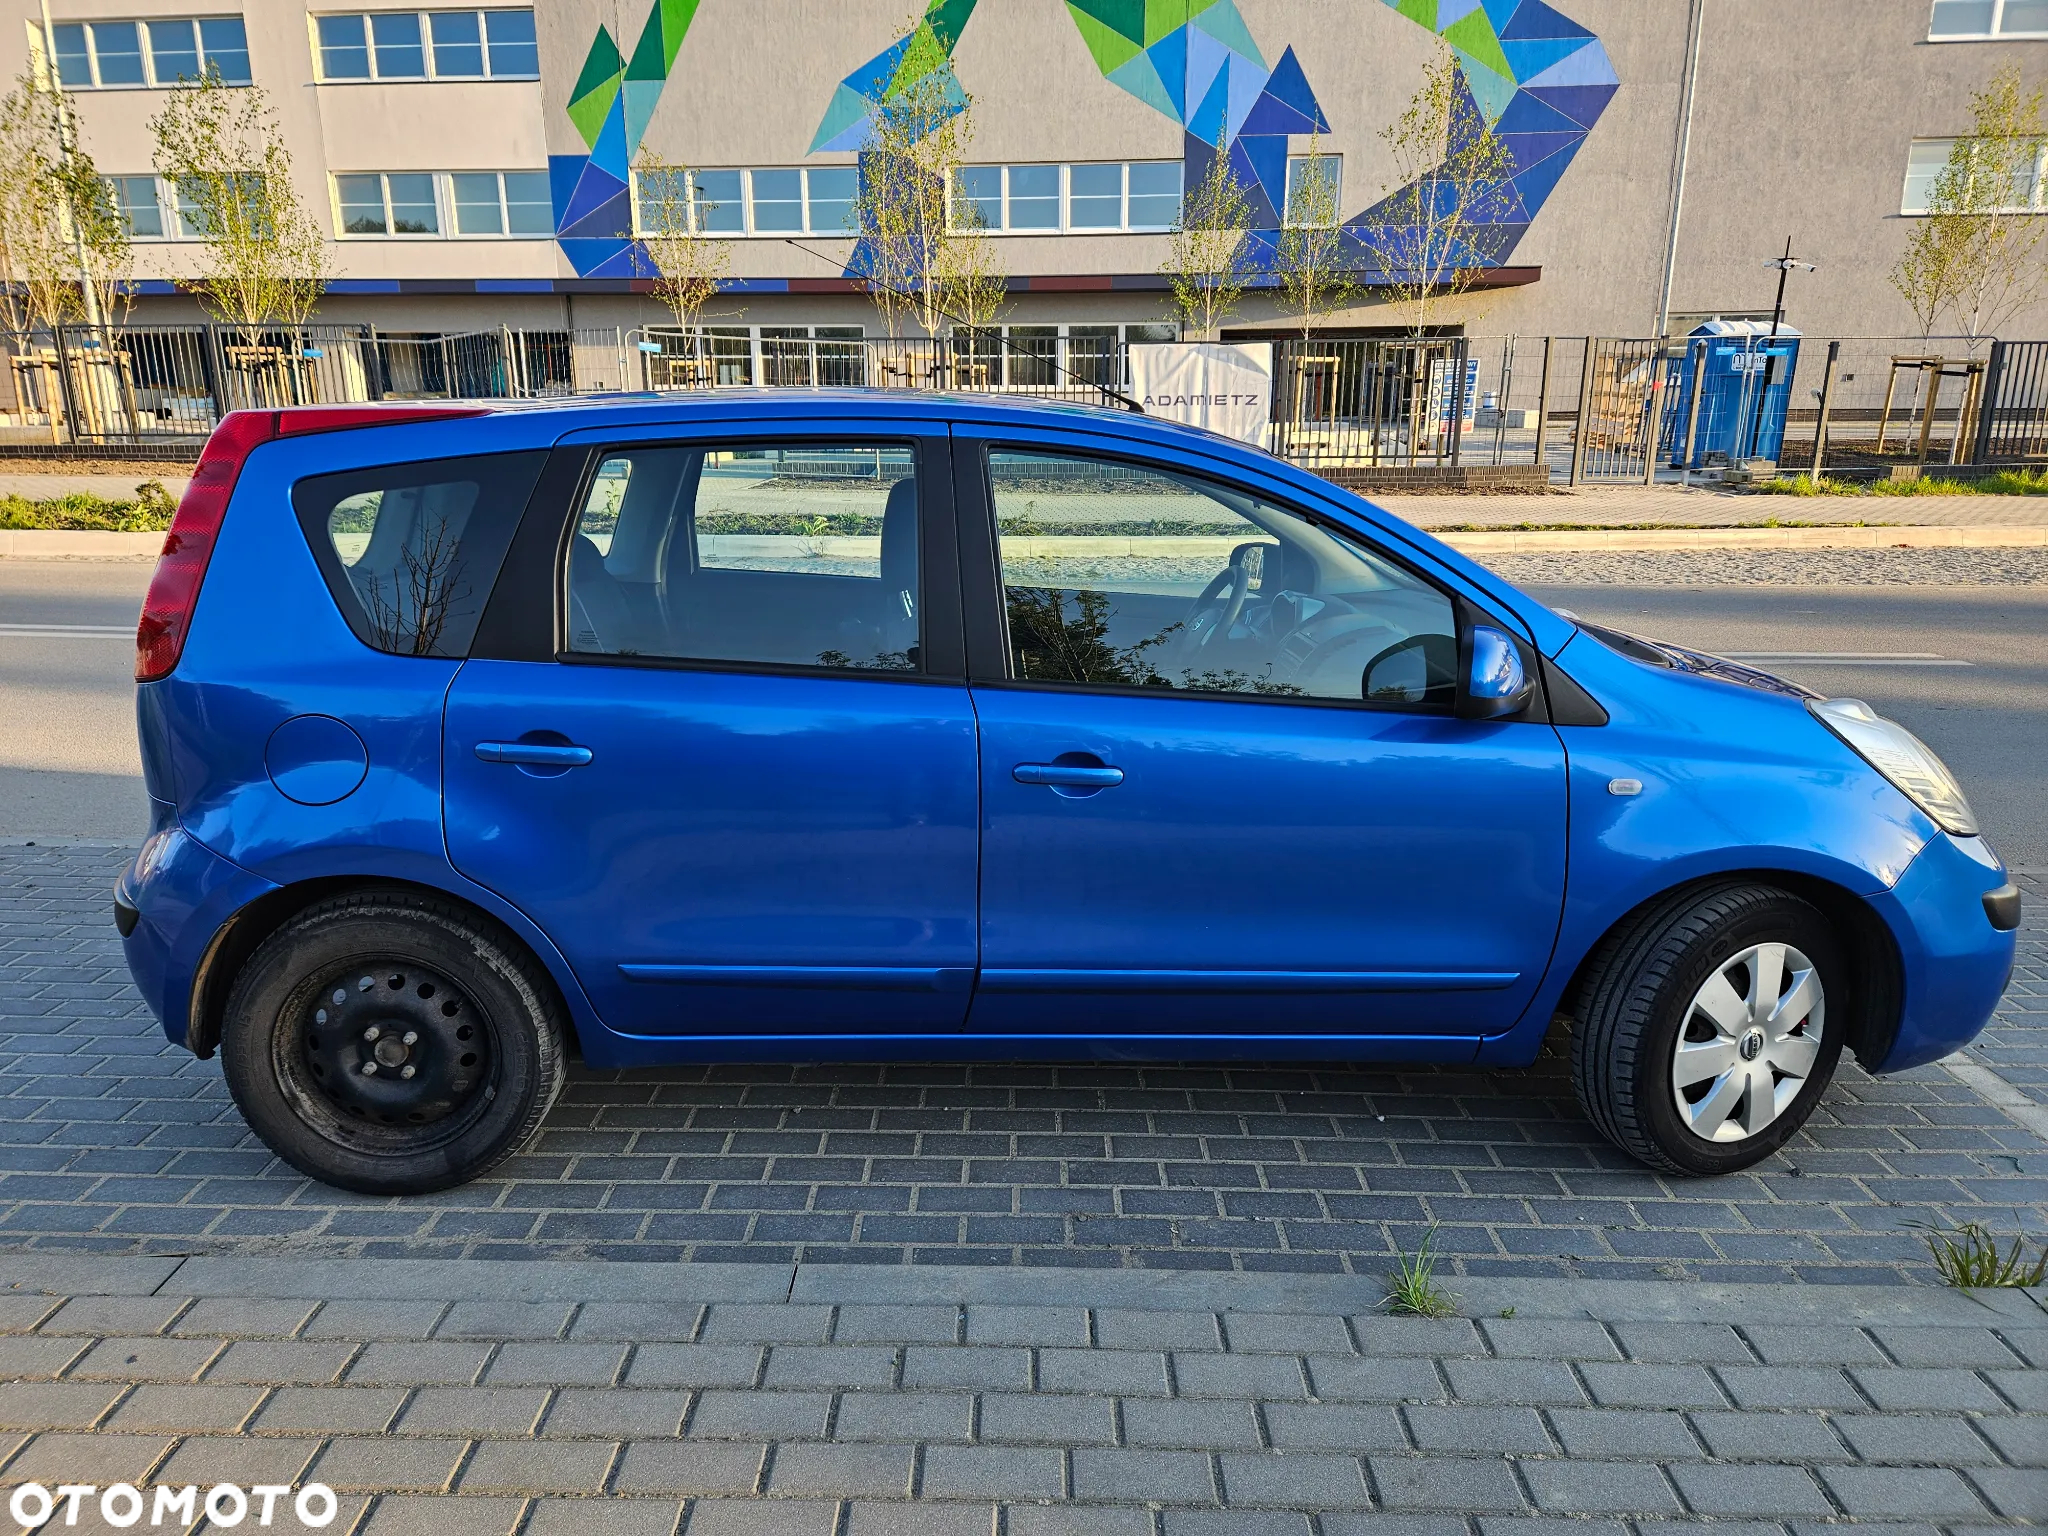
[
  {"x1": 1536, "y1": 583, "x2": 2048, "y2": 869},
  {"x1": 1, "y1": 560, "x2": 2042, "y2": 867}
]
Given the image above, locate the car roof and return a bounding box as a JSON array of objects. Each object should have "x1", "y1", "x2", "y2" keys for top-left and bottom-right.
[{"x1": 467, "y1": 386, "x2": 1251, "y2": 454}]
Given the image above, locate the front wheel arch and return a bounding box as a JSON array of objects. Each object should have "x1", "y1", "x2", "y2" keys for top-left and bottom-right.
[
  {"x1": 1556, "y1": 870, "x2": 1903, "y2": 1074},
  {"x1": 188, "y1": 876, "x2": 580, "y2": 1063}
]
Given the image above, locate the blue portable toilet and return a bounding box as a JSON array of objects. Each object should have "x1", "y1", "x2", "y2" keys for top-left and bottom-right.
[{"x1": 1661, "y1": 318, "x2": 1802, "y2": 467}]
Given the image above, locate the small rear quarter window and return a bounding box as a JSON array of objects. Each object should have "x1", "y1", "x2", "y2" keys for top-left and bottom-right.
[{"x1": 294, "y1": 451, "x2": 547, "y2": 656}]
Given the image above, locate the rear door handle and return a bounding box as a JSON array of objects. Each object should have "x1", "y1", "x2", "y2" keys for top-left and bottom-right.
[
  {"x1": 1013, "y1": 762, "x2": 1124, "y2": 788},
  {"x1": 475, "y1": 741, "x2": 594, "y2": 767}
]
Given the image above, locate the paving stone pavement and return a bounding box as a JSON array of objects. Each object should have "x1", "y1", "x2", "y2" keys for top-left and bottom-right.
[
  {"x1": 0, "y1": 1255, "x2": 2041, "y2": 1534},
  {"x1": 1, "y1": 846, "x2": 2042, "y2": 1280},
  {"x1": 1386, "y1": 487, "x2": 2048, "y2": 531}
]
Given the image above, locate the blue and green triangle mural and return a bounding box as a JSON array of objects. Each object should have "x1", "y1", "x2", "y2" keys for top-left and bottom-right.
[
  {"x1": 552, "y1": 0, "x2": 703, "y2": 278},
  {"x1": 551, "y1": 0, "x2": 1616, "y2": 284}
]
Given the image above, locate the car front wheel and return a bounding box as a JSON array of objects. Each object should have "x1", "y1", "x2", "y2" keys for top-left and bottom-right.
[
  {"x1": 220, "y1": 890, "x2": 566, "y2": 1195},
  {"x1": 1571, "y1": 882, "x2": 1844, "y2": 1176}
]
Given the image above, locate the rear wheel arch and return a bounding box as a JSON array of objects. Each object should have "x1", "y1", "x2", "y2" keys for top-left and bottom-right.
[
  {"x1": 1558, "y1": 870, "x2": 1903, "y2": 1074},
  {"x1": 188, "y1": 875, "x2": 580, "y2": 1062}
]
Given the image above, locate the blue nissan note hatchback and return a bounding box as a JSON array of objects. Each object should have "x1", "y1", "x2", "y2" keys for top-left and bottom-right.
[{"x1": 116, "y1": 394, "x2": 2019, "y2": 1194}]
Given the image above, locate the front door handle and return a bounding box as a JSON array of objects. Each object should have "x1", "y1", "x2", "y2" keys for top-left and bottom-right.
[
  {"x1": 1013, "y1": 762, "x2": 1124, "y2": 789},
  {"x1": 475, "y1": 741, "x2": 594, "y2": 767}
]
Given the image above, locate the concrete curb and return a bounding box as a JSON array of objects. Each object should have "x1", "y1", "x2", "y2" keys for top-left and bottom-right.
[
  {"x1": 5, "y1": 1254, "x2": 2043, "y2": 1326},
  {"x1": 0, "y1": 529, "x2": 163, "y2": 559},
  {"x1": 1439, "y1": 523, "x2": 2048, "y2": 553}
]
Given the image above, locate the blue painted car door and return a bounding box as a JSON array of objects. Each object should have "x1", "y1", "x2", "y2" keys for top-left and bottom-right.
[
  {"x1": 444, "y1": 425, "x2": 978, "y2": 1036},
  {"x1": 958, "y1": 434, "x2": 1568, "y2": 1042}
]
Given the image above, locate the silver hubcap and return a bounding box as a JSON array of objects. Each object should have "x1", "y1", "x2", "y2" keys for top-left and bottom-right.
[{"x1": 1671, "y1": 942, "x2": 1824, "y2": 1143}]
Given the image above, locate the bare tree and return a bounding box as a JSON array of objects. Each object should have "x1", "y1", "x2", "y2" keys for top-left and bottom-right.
[
  {"x1": 853, "y1": 50, "x2": 973, "y2": 338},
  {"x1": 1892, "y1": 62, "x2": 2045, "y2": 349},
  {"x1": 633, "y1": 153, "x2": 733, "y2": 372},
  {"x1": 150, "y1": 70, "x2": 329, "y2": 333},
  {"x1": 0, "y1": 73, "x2": 129, "y2": 334},
  {"x1": 1162, "y1": 152, "x2": 1252, "y2": 340},
  {"x1": 1274, "y1": 133, "x2": 1357, "y2": 340},
  {"x1": 1357, "y1": 47, "x2": 1516, "y2": 337}
]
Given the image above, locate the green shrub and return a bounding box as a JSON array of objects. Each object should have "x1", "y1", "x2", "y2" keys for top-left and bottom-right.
[
  {"x1": 1760, "y1": 468, "x2": 2048, "y2": 497},
  {"x1": 0, "y1": 480, "x2": 177, "y2": 532}
]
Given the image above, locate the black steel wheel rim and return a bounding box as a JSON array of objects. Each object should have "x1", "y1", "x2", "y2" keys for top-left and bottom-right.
[{"x1": 277, "y1": 958, "x2": 497, "y2": 1148}]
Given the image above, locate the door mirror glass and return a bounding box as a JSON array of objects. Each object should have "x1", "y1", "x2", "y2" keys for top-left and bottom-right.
[{"x1": 1461, "y1": 624, "x2": 1535, "y2": 719}]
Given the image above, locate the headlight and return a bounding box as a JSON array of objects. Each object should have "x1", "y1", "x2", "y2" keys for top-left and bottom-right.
[{"x1": 1809, "y1": 698, "x2": 1977, "y2": 836}]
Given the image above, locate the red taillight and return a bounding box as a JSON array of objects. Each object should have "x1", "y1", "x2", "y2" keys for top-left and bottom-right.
[{"x1": 134, "y1": 405, "x2": 489, "y2": 683}]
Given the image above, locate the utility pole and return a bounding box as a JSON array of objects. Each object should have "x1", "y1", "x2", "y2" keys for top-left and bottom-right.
[
  {"x1": 1750, "y1": 236, "x2": 1816, "y2": 457},
  {"x1": 37, "y1": 0, "x2": 104, "y2": 327}
]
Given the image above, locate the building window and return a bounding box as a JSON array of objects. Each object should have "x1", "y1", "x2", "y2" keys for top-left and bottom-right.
[
  {"x1": 450, "y1": 171, "x2": 552, "y2": 235},
  {"x1": 314, "y1": 10, "x2": 538, "y2": 81},
  {"x1": 50, "y1": 17, "x2": 250, "y2": 88},
  {"x1": 950, "y1": 161, "x2": 1183, "y2": 233},
  {"x1": 1902, "y1": 136, "x2": 2048, "y2": 213},
  {"x1": 103, "y1": 176, "x2": 166, "y2": 238},
  {"x1": 1929, "y1": 0, "x2": 2048, "y2": 37},
  {"x1": 335, "y1": 170, "x2": 552, "y2": 237},
  {"x1": 631, "y1": 167, "x2": 858, "y2": 237},
  {"x1": 1284, "y1": 155, "x2": 1343, "y2": 226}
]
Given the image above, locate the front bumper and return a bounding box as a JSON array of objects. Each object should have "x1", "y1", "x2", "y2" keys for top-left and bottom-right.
[
  {"x1": 118, "y1": 816, "x2": 278, "y2": 1053},
  {"x1": 1866, "y1": 832, "x2": 2019, "y2": 1073}
]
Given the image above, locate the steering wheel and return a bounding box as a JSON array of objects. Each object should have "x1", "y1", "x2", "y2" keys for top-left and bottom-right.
[{"x1": 1170, "y1": 562, "x2": 1253, "y2": 662}]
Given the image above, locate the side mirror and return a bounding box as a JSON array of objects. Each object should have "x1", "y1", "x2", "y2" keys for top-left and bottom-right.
[{"x1": 1459, "y1": 624, "x2": 1535, "y2": 720}]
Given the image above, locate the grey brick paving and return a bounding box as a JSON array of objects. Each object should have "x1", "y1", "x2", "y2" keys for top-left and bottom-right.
[
  {"x1": 1, "y1": 844, "x2": 2042, "y2": 1282},
  {"x1": 0, "y1": 1255, "x2": 2025, "y2": 1531}
]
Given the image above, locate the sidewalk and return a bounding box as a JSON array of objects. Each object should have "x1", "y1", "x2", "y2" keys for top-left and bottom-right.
[
  {"x1": 1384, "y1": 486, "x2": 2048, "y2": 531},
  {"x1": 0, "y1": 1253, "x2": 2039, "y2": 1533}
]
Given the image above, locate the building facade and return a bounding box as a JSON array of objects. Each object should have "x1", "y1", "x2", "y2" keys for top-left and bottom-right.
[{"x1": 3, "y1": 0, "x2": 2043, "y2": 349}]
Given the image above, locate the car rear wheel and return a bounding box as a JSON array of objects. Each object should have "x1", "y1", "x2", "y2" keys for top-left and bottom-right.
[
  {"x1": 221, "y1": 890, "x2": 565, "y2": 1195},
  {"x1": 1571, "y1": 882, "x2": 1844, "y2": 1176}
]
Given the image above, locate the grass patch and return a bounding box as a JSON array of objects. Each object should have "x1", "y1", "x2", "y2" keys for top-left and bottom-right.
[
  {"x1": 1907, "y1": 1219, "x2": 2048, "y2": 1287},
  {"x1": 0, "y1": 480, "x2": 176, "y2": 532},
  {"x1": 1760, "y1": 469, "x2": 2048, "y2": 497},
  {"x1": 1384, "y1": 1223, "x2": 1459, "y2": 1318}
]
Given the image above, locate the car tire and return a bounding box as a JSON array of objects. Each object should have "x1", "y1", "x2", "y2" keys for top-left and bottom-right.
[
  {"x1": 220, "y1": 889, "x2": 566, "y2": 1195},
  {"x1": 1571, "y1": 882, "x2": 1844, "y2": 1177}
]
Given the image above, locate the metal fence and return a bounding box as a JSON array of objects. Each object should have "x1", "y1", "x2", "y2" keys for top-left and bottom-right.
[{"x1": 7, "y1": 319, "x2": 2041, "y2": 483}]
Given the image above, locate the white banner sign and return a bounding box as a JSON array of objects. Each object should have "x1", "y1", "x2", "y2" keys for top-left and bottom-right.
[{"x1": 1128, "y1": 342, "x2": 1273, "y2": 448}]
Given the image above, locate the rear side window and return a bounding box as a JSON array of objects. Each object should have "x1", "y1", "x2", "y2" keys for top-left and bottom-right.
[
  {"x1": 564, "y1": 442, "x2": 921, "y2": 673},
  {"x1": 295, "y1": 452, "x2": 547, "y2": 657}
]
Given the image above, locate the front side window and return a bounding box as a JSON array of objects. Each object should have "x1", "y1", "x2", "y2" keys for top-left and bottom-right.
[
  {"x1": 566, "y1": 443, "x2": 921, "y2": 673},
  {"x1": 294, "y1": 452, "x2": 549, "y2": 658},
  {"x1": 989, "y1": 449, "x2": 1456, "y2": 707}
]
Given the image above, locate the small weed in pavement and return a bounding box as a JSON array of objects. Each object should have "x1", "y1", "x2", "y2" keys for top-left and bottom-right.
[
  {"x1": 1385, "y1": 1223, "x2": 1459, "y2": 1318},
  {"x1": 1907, "y1": 1219, "x2": 2048, "y2": 1287}
]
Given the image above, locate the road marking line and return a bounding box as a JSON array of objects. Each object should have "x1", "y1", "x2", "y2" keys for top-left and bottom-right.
[
  {"x1": 1722, "y1": 652, "x2": 1973, "y2": 666},
  {"x1": 0, "y1": 624, "x2": 133, "y2": 638}
]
